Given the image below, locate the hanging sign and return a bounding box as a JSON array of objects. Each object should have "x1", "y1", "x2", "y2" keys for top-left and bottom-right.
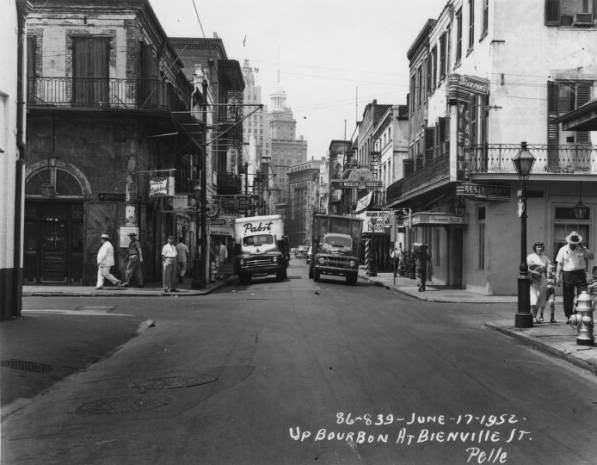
[{"x1": 358, "y1": 211, "x2": 392, "y2": 234}]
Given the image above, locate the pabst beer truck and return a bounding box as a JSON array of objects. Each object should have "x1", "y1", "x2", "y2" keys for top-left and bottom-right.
[{"x1": 233, "y1": 215, "x2": 289, "y2": 284}]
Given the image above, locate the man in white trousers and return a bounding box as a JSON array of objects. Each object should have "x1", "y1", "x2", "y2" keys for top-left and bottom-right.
[{"x1": 96, "y1": 233, "x2": 121, "y2": 289}]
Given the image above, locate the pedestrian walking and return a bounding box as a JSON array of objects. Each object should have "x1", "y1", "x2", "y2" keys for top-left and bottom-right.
[
  {"x1": 161, "y1": 235, "x2": 178, "y2": 292},
  {"x1": 527, "y1": 241, "x2": 551, "y2": 324},
  {"x1": 555, "y1": 231, "x2": 593, "y2": 319},
  {"x1": 390, "y1": 243, "x2": 401, "y2": 283},
  {"x1": 175, "y1": 237, "x2": 190, "y2": 284},
  {"x1": 122, "y1": 232, "x2": 143, "y2": 287},
  {"x1": 96, "y1": 233, "x2": 121, "y2": 289},
  {"x1": 414, "y1": 243, "x2": 431, "y2": 292},
  {"x1": 216, "y1": 241, "x2": 228, "y2": 280}
]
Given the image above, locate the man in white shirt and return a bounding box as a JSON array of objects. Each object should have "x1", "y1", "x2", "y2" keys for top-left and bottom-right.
[
  {"x1": 555, "y1": 231, "x2": 593, "y2": 319},
  {"x1": 96, "y1": 233, "x2": 121, "y2": 289},
  {"x1": 161, "y1": 235, "x2": 178, "y2": 292}
]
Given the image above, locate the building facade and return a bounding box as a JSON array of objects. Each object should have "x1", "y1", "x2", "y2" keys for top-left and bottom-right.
[
  {"x1": 266, "y1": 84, "x2": 308, "y2": 213},
  {"x1": 0, "y1": 0, "x2": 27, "y2": 319},
  {"x1": 24, "y1": 0, "x2": 207, "y2": 285},
  {"x1": 287, "y1": 159, "x2": 324, "y2": 247},
  {"x1": 387, "y1": 0, "x2": 597, "y2": 294}
]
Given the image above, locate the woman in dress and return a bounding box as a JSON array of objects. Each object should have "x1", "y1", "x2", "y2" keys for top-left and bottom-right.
[{"x1": 527, "y1": 241, "x2": 551, "y2": 324}]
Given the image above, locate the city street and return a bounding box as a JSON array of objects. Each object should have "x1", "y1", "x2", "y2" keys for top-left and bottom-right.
[{"x1": 2, "y1": 259, "x2": 597, "y2": 465}]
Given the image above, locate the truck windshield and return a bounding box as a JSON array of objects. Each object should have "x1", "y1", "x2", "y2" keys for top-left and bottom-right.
[
  {"x1": 243, "y1": 234, "x2": 274, "y2": 246},
  {"x1": 323, "y1": 235, "x2": 351, "y2": 248}
]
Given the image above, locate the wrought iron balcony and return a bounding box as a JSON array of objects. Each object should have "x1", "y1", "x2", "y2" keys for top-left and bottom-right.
[
  {"x1": 386, "y1": 154, "x2": 450, "y2": 202},
  {"x1": 217, "y1": 172, "x2": 242, "y2": 195},
  {"x1": 27, "y1": 77, "x2": 190, "y2": 112},
  {"x1": 468, "y1": 144, "x2": 597, "y2": 175}
]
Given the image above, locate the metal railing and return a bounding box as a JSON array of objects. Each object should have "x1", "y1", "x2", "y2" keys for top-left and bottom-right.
[
  {"x1": 27, "y1": 77, "x2": 190, "y2": 111},
  {"x1": 468, "y1": 144, "x2": 597, "y2": 174},
  {"x1": 386, "y1": 154, "x2": 450, "y2": 201}
]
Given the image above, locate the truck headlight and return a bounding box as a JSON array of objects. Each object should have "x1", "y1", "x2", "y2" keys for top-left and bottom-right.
[
  {"x1": 272, "y1": 256, "x2": 277, "y2": 263},
  {"x1": 349, "y1": 260, "x2": 356, "y2": 267},
  {"x1": 241, "y1": 258, "x2": 246, "y2": 266},
  {"x1": 318, "y1": 257, "x2": 325, "y2": 265}
]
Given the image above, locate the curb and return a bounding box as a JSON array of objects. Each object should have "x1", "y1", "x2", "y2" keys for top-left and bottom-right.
[
  {"x1": 485, "y1": 323, "x2": 597, "y2": 376},
  {"x1": 22, "y1": 276, "x2": 235, "y2": 298}
]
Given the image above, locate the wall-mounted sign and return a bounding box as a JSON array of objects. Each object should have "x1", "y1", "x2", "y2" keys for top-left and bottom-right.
[
  {"x1": 99, "y1": 193, "x2": 126, "y2": 202},
  {"x1": 409, "y1": 212, "x2": 463, "y2": 226},
  {"x1": 149, "y1": 176, "x2": 175, "y2": 198},
  {"x1": 456, "y1": 182, "x2": 511, "y2": 200},
  {"x1": 358, "y1": 210, "x2": 392, "y2": 235}
]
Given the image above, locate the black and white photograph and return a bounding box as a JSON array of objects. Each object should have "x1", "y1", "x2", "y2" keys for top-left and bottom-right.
[{"x1": 2, "y1": 0, "x2": 597, "y2": 463}]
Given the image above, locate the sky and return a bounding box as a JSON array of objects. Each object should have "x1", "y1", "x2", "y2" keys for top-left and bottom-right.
[{"x1": 150, "y1": 0, "x2": 448, "y2": 158}]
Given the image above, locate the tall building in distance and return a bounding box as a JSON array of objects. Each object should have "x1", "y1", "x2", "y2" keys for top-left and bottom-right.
[
  {"x1": 267, "y1": 82, "x2": 307, "y2": 215},
  {"x1": 242, "y1": 59, "x2": 268, "y2": 180}
]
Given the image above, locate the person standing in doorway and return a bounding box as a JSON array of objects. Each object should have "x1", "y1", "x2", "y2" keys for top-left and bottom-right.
[
  {"x1": 555, "y1": 231, "x2": 593, "y2": 319},
  {"x1": 527, "y1": 241, "x2": 551, "y2": 324},
  {"x1": 175, "y1": 237, "x2": 190, "y2": 284},
  {"x1": 122, "y1": 232, "x2": 143, "y2": 287},
  {"x1": 162, "y1": 235, "x2": 178, "y2": 292},
  {"x1": 96, "y1": 233, "x2": 121, "y2": 289},
  {"x1": 216, "y1": 240, "x2": 228, "y2": 280}
]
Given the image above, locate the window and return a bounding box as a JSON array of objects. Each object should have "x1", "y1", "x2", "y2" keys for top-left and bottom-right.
[
  {"x1": 545, "y1": 0, "x2": 597, "y2": 25},
  {"x1": 439, "y1": 34, "x2": 447, "y2": 81},
  {"x1": 478, "y1": 218, "x2": 485, "y2": 269},
  {"x1": 426, "y1": 55, "x2": 432, "y2": 94},
  {"x1": 468, "y1": 0, "x2": 475, "y2": 51},
  {"x1": 547, "y1": 80, "x2": 592, "y2": 146},
  {"x1": 416, "y1": 66, "x2": 423, "y2": 107},
  {"x1": 482, "y1": 0, "x2": 489, "y2": 37},
  {"x1": 431, "y1": 46, "x2": 438, "y2": 88},
  {"x1": 73, "y1": 36, "x2": 110, "y2": 105},
  {"x1": 456, "y1": 9, "x2": 463, "y2": 63}
]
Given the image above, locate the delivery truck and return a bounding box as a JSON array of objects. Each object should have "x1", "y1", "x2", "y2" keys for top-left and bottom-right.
[
  {"x1": 309, "y1": 214, "x2": 363, "y2": 285},
  {"x1": 233, "y1": 215, "x2": 289, "y2": 285}
]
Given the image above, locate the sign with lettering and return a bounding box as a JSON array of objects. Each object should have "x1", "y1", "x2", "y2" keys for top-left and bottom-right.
[
  {"x1": 149, "y1": 177, "x2": 168, "y2": 197},
  {"x1": 456, "y1": 183, "x2": 512, "y2": 201},
  {"x1": 358, "y1": 211, "x2": 392, "y2": 235},
  {"x1": 410, "y1": 213, "x2": 463, "y2": 225}
]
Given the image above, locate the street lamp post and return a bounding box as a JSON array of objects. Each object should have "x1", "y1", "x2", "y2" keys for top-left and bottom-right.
[{"x1": 513, "y1": 141, "x2": 536, "y2": 328}]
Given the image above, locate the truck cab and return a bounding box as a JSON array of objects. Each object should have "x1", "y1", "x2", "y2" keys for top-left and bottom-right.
[
  {"x1": 233, "y1": 215, "x2": 288, "y2": 285},
  {"x1": 309, "y1": 214, "x2": 362, "y2": 285}
]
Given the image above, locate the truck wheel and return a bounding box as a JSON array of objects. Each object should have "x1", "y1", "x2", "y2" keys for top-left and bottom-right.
[
  {"x1": 313, "y1": 269, "x2": 320, "y2": 282},
  {"x1": 239, "y1": 273, "x2": 251, "y2": 285},
  {"x1": 308, "y1": 266, "x2": 313, "y2": 279},
  {"x1": 347, "y1": 272, "x2": 358, "y2": 285}
]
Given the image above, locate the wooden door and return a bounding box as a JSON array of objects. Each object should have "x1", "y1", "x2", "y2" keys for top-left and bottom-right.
[{"x1": 72, "y1": 37, "x2": 109, "y2": 106}]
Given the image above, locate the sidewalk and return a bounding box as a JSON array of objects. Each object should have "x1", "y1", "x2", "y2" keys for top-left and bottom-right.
[
  {"x1": 359, "y1": 269, "x2": 597, "y2": 377},
  {"x1": 22, "y1": 264, "x2": 236, "y2": 297}
]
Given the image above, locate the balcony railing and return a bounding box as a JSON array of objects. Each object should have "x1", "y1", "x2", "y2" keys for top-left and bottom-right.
[
  {"x1": 386, "y1": 154, "x2": 450, "y2": 202},
  {"x1": 468, "y1": 144, "x2": 597, "y2": 175},
  {"x1": 27, "y1": 77, "x2": 190, "y2": 112}
]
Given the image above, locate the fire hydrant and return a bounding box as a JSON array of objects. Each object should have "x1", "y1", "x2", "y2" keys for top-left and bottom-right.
[
  {"x1": 209, "y1": 261, "x2": 217, "y2": 283},
  {"x1": 569, "y1": 291, "x2": 594, "y2": 346}
]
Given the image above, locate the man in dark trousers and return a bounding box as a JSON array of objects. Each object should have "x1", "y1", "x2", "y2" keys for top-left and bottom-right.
[
  {"x1": 555, "y1": 231, "x2": 593, "y2": 319},
  {"x1": 122, "y1": 232, "x2": 143, "y2": 287}
]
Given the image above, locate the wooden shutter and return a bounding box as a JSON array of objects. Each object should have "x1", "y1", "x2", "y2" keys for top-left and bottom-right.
[
  {"x1": 594, "y1": 0, "x2": 597, "y2": 20},
  {"x1": 545, "y1": 0, "x2": 561, "y2": 25},
  {"x1": 547, "y1": 81, "x2": 560, "y2": 170},
  {"x1": 72, "y1": 37, "x2": 109, "y2": 105},
  {"x1": 576, "y1": 83, "x2": 591, "y2": 144},
  {"x1": 425, "y1": 127, "x2": 435, "y2": 163},
  {"x1": 27, "y1": 37, "x2": 37, "y2": 103}
]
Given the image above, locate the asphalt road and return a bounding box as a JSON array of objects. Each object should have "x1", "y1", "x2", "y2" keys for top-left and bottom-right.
[{"x1": 3, "y1": 259, "x2": 597, "y2": 465}]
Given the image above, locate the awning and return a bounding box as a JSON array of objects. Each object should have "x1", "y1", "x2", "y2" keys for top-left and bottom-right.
[{"x1": 553, "y1": 99, "x2": 597, "y2": 131}]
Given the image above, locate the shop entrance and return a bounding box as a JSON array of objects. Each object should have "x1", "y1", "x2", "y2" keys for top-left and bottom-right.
[
  {"x1": 24, "y1": 201, "x2": 84, "y2": 284},
  {"x1": 447, "y1": 228, "x2": 463, "y2": 288}
]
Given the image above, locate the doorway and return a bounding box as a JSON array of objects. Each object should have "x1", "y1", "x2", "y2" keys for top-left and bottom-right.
[
  {"x1": 24, "y1": 202, "x2": 84, "y2": 284},
  {"x1": 447, "y1": 227, "x2": 463, "y2": 288}
]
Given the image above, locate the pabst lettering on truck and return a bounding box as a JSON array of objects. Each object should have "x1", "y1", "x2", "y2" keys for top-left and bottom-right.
[{"x1": 243, "y1": 221, "x2": 273, "y2": 235}]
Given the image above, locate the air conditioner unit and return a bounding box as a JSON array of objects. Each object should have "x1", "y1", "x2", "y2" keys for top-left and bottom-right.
[{"x1": 573, "y1": 13, "x2": 594, "y2": 26}]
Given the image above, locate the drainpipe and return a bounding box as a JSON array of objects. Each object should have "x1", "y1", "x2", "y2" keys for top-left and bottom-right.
[{"x1": 12, "y1": 0, "x2": 28, "y2": 318}]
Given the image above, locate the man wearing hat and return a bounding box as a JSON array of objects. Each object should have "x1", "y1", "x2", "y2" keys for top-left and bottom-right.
[
  {"x1": 161, "y1": 235, "x2": 178, "y2": 292},
  {"x1": 96, "y1": 233, "x2": 121, "y2": 289},
  {"x1": 122, "y1": 232, "x2": 143, "y2": 287},
  {"x1": 555, "y1": 231, "x2": 593, "y2": 319}
]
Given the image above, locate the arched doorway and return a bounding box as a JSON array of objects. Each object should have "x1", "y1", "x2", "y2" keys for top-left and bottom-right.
[{"x1": 24, "y1": 163, "x2": 88, "y2": 284}]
